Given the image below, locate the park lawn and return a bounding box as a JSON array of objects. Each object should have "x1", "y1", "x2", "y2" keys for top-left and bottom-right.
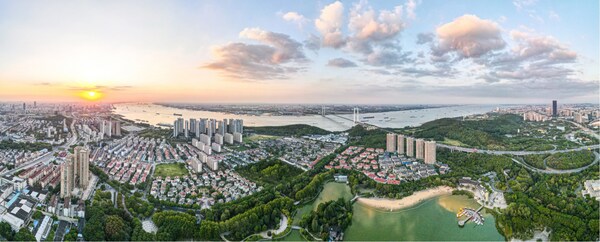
[{"x1": 154, "y1": 163, "x2": 189, "y2": 178}]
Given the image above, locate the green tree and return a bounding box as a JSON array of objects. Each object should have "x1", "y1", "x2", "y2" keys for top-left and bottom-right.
[
  {"x1": 0, "y1": 222, "x2": 15, "y2": 240},
  {"x1": 105, "y1": 215, "x2": 128, "y2": 241},
  {"x1": 14, "y1": 228, "x2": 36, "y2": 241}
]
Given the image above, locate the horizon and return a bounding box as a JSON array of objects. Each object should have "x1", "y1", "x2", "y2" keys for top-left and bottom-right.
[
  {"x1": 0, "y1": 0, "x2": 598, "y2": 104},
  {"x1": 2, "y1": 100, "x2": 598, "y2": 107}
]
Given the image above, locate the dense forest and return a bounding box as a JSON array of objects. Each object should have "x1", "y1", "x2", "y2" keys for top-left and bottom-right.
[
  {"x1": 347, "y1": 125, "x2": 387, "y2": 148},
  {"x1": 300, "y1": 198, "x2": 353, "y2": 240},
  {"x1": 236, "y1": 158, "x2": 303, "y2": 185},
  {"x1": 437, "y1": 149, "x2": 599, "y2": 241},
  {"x1": 545, "y1": 150, "x2": 595, "y2": 170},
  {"x1": 248, "y1": 124, "x2": 330, "y2": 137},
  {"x1": 84, "y1": 191, "x2": 133, "y2": 241},
  {"x1": 413, "y1": 114, "x2": 576, "y2": 151},
  {"x1": 0, "y1": 140, "x2": 52, "y2": 152}
]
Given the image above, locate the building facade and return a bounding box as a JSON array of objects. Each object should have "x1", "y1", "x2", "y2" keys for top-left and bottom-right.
[
  {"x1": 386, "y1": 133, "x2": 396, "y2": 153},
  {"x1": 424, "y1": 141, "x2": 436, "y2": 164},
  {"x1": 406, "y1": 137, "x2": 415, "y2": 157}
]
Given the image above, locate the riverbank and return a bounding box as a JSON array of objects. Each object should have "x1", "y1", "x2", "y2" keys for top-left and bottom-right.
[{"x1": 357, "y1": 186, "x2": 454, "y2": 211}]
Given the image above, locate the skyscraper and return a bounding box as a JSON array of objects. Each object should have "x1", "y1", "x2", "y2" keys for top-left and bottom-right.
[
  {"x1": 184, "y1": 120, "x2": 189, "y2": 138},
  {"x1": 60, "y1": 156, "x2": 74, "y2": 198},
  {"x1": 397, "y1": 135, "x2": 405, "y2": 155},
  {"x1": 415, "y1": 139, "x2": 425, "y2": 159},
  {"x1": 74, "y1": 147, "x2": 90, "y2": 188},
  {"x1": 60, "y1": 146, "x2": 90, "y2": 198},
  {"x1": 424, "y1": 141, "x2": 436, "y2": 164},
  {"x1": 406, "y1": 137, "x2": 415, "y2": 157},
  {"x1": 113, "y1": 121, "x2": 121, "y2": 136},
  {"x1": 386, "y1": 133, "x2": 397, "y2": 152},
  {"x1": 190, "y1": 119, "x2": 197, "y2": 135},
  {"x1": 552, "y1": 100, "x2": 557, "y2": 117}
]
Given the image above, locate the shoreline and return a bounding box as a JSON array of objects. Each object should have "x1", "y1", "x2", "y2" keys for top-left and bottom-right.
[
  {"x1": 154, "y1": 103, "x2": 460, "y2": 116},
  {"x1": 357, "y1": 186, "x2": 455, "y2": 211}
]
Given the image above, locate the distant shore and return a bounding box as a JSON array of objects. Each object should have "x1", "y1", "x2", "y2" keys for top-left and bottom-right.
[{"x1": 357, "y1": 186, "x2": 455, "y2": 211}]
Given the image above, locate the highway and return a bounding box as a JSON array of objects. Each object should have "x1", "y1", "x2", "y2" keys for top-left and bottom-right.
[
  {"x1": 0, "y1": 116, "x2": 78, "y2": 177},
  {"x1": 344, "y1": 113, "x2": 599, "y2": 156},
  {"x1": 437, "y1": 143, "x2": 599, "y2": 155},
  {"x1": 511, "y1": 151, "x2": 599, "y2": 174},
  {"x1": 342, "y1": 111, "x2": 599, "y2": 173}
]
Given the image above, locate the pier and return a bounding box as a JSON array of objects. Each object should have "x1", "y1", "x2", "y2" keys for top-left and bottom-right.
[{"x1": 457, "y1": 205, "x2": 485, "y2": 227}]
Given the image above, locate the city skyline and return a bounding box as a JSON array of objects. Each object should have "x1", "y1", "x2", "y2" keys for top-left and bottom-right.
[{"x1": 0, "y1": 0, "x2": 598, "y2": 104}]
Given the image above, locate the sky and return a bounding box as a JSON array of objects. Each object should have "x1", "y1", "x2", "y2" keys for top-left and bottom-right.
[{"x1": 0, "y1": 0, "x2": 598, "y2": 104}]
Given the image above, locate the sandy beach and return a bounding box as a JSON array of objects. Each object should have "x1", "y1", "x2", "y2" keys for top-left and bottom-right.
[{"x1": 357, "y1": 186, "x2": 455, "y2": 211}]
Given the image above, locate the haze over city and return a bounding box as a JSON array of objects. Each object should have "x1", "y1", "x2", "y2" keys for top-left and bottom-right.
[{"x1": 0, "y1": 0, "x2": 598, "y2": 104}]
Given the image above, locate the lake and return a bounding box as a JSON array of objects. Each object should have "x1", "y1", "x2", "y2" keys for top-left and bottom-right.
[
  {"x1": 285, "y1": 182, "x2": 505, "y2": 241},
  {"x1": 113, "y1": 103, "x2": 498, "y2": 131}
]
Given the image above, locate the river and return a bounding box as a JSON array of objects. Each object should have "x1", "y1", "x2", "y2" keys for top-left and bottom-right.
[
  {"x1": 113, "y1": 103, "x2": 498, "y2": 132},
  {"x1": 284, "y1": 182, "x2": 505, "y2": 241}
]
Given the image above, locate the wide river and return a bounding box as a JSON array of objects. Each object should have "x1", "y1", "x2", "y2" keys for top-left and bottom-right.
[
  {"x1": 113, "y1": 103, "x2": 497, "y2": 131},
  {"x1": 282, "y1": 182, "x2": 505, "y2": 241}
]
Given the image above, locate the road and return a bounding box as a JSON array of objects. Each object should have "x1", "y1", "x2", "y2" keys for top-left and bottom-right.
[
  {"x1": 511, "y1": 151, "x2": 599, "y2": 174},
  {"x1": 279, "y1": 157, "x2": 308, "y2": 171},
  {"x1": 563, "y1": 118, "x2": 600, "y2": 140},
  {"x1": 347, "y1": 113, "x2": 599, "y2": 156},
  {"x1": 0, "y1": 116, "x2": 78, "y2": 177},
  {"x1": 437, "y1": 143, "x2": 599, "y2": 155}
]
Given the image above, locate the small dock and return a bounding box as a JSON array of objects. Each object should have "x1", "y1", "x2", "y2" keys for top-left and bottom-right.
[{"x1": 457, "y1": 205, "x2": 485, "y2": 227}]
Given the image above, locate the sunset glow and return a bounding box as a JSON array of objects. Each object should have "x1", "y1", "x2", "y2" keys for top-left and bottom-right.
[
  {"x1": 0, "y1": 1, "x2": 597, "y2": 104},
  {"x1": 80, "y1": 90, "x2": 103, "y2": 101}
]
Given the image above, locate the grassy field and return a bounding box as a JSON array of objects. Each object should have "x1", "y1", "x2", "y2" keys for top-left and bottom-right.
[
  {"x1": 441, "y1": 138, "x2": 468, "y2": 147},
  {"x1": 154, "y1": 163, "x2": 189, "y2": 177},
  {"x1": 245, "y1": 134, "x2": 280, "y2": 143}
]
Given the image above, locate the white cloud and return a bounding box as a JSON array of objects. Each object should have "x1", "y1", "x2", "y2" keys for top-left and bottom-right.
[
  {"x1": 405, "y1": 0, "x2": 419, "y2": 20},
  {"x1": 203, "y1": 28, "x2": 307, "y2": 80},
  {"x1": 513, "y1": 0, "x2": 538, "y2": 11},
  {"x1": 280, "y1": 11, "x2": 308, "y2": 27},
  {"x1": 315, "y1": 1, "x2": 346, "y2": 48},
  {"x1": 432, "y1": 14, "x2": 506, "y2": 58},
  {"x1": 348, "y1": 2, "x2": 405, "y2": 43}
]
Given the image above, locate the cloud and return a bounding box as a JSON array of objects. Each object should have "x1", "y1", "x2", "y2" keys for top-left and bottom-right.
[
  {"x1": 327, "y1": 58, "x2": 358, "y2": 68},
  {"x1": 239, "y1": 28, "x2": 307, "y2": 62},
  {"x1": 435, "y1": 79, "x2": 598, "y2": 99},
  {"x1": 315, "y1": 1, "x2": 346, "y2": 48},
  {"x1": 202, "y1": 28, "x2": 307, "y2": 80},
  {"x1": 303, "y1": 34, "x2": 321, "y2": 51},
  {"x1": 432, "y1": 15, "x2": 505, "y2": 58},
  {"x1": 280, "y1": 11, "x2": 308, "y2": 27},
  {"x1": 416, "y1": 32, "x2": 434, "y2": 44},
  {"x1": 513, "y1": 0, "x2": 538, "y2": 11},
  {"x1": 405, "y1": 0, "x2": 419, "y2": 20},
  {"x1": 348, "y1": 2, "x2": 405, "y2": 44},
  {"x1": 475, "y1": 29, "x2": 578, "y2": 85},
  {"x1": 345, "y1": 0, "x2": 419, "y2": 68},
  {"x1": 363, "y1": 46, "x2": 413, "y2": 66},
  {"x1": 68, "y1": 85, "x2": 133, "y2": 91}
]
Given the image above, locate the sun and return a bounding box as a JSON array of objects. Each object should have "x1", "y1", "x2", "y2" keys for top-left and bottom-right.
[{"x1": 79, "y1": 90, "x2": 103, "y2": 101}]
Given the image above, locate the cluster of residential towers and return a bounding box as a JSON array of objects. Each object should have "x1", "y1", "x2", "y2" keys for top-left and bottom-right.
[
  {"x1": 60, "y1": 146, "x2": 90, "y2": 198},
  {"x1": 386, "y1": 133, "x2": 436, "y2": 164}
]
